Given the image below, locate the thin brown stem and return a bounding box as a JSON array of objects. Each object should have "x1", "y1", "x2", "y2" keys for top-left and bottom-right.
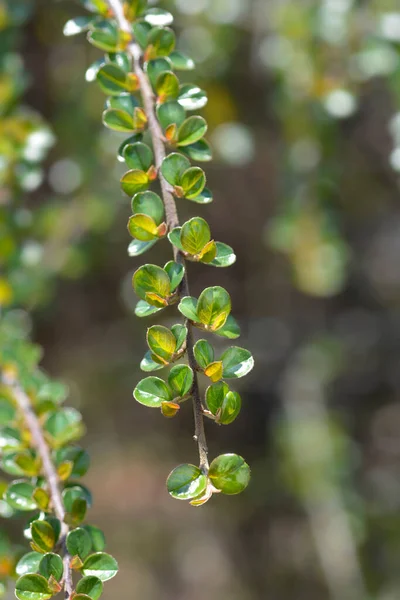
[
  {"x1": 2, "y1": 373, "x2": 73, "y2": 599},
  {"x1": 107, "y1": 0, "x2": 209, "y2": 470}
]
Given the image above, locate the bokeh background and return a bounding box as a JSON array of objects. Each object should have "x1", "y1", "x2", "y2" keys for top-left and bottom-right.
[{"x1": 2, "y1": 0, "x2": 400, "y2": 598}]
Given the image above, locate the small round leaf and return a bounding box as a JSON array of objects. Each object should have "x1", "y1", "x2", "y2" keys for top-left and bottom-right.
[
  {"x1": 82, "y1": 553, "x2": 119, "y2": 582},
  {"x1": 66, "y1": 528, "x2": 92, "y2": 560},
  {"x1": 4, "y1": 481, "x2": 37, "y2": 511},
  {"x1": 15, "y1": 574, "x2": 52, "y2": 600},
  {"x1": 38, "y1": 553, "x2": 63, "y2": 581},
  {"x1": 197, "y1": 286, "x2": 231, "y2": 330},
  {"x1": 220, "y1": 347, "x2": 254, "y2": 379},
  {"x1": 177, "y1": 116, "x2": 208, "y2": 147},
  {"x1": 161, "y1": 153, "x2": 190, "y2": 186},
  {"x1": 167, "y1": 464, "x2": 207, "y2": 500},
  {"x1": 134, "y1": 377, "x2": 172, "y2": 408},
  {"x1": 76, "y1": 576, "x2": 103, "y2": 600},
  {"x1": 208, "y1": 454, "x2": 250, "y2": 495},
  {"x1": 16, "y1": 552, "x2": 42, "y2": 576},
  {"x1": 168, "y1": 365, "x2": 193, "y2": 398},
  {"x1": 132, "y1": 264, "x2": 171, "y2": 303},
  {"x1": 180, "y1": 217, "x2": 211, "y2": 255}
]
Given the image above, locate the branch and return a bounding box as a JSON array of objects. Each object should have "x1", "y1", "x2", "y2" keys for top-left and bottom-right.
[
  {"x1": 2, "y1": 372, "x2": 73, "y2": 599},
  {"x1": 107, "y1": 0, "x2": 209, "y2": 470}
]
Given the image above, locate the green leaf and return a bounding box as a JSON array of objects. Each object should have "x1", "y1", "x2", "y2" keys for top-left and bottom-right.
[
  {"x1": 1, "y1": 451, "x2": 34, "y2": 476},
  {"x1": 146, "y1": 58, "x2": 171, "y2": 89},
  {"x1": 193, "y1": 340, "x2": 214, "y2": 370},
  {"x1": 134, "y1": 377, "x2": 172, "y2": 407},
  {"x1": 189, "y1": 187, "x2": 213, "y2": 204},
  {"x1": 32, "y1": 488, "x2": 49, "y2": 511},
  {"x1": 106, "y1": 93, "x2": 138, "y2": 115},
  {"x1": 54, "y1": 447, "x2": 90, "y2": 478},
  {"x1": 164, "y1": 261, "x2": 185, "y2": 291},
  {"x1": 88, "y1": 24, "x2": 119, "y2": 53},
  {"x1": 44, "y1": 408, "x2": 83, "y2": 448},
  {"x1": 157, "y1": 101, "x2": 186, "y2": 130},
  {"x1": 76, "y1": 576, "x2": 103, "y2": 600},
  {"x1": 178, "y1": 297, "x2": 199, "y2": 322},
  {"x1": 133, "y1": 264, "x2": 171, "y2": 304},
  {"x1": 97, "y1": 63, "x2": 136, "y2": 96},
  {"x1": 102, "y1": 109, "x2": 134, "y2": 133},
  {"x1": 168, "y1": 51, "x2": 195, "y2": 71},
  {"x1": 205, "y1": 382, "x2": 241, "y2": 425},
  {"x1": 127, "y1": 0, "x2": 148, "y2": 19},
  {"x1": 30, "y1": 521, "x2": 55, "y2": 553},
  {"x1": 220, "y1": 347, "x2": 254, "y2": 379},
  {"x1": 132, "y1": 191, "x2": 164, "y2": 224},
  {"x1": 209, "y1": 242, "x2": 236, "y2": 267},
  {"x1": 16, "y1": 552, "x2": 42, "y2": 576},
  {"x1": 118, "y1": 134, "x2": 143, "y2": 159},
  {"x1": 167, "y1": 227, "x2": 184, "y2": 252},
  {"x1": 144, "y1": 8, "x2": 173, "y2": 26},
  {"x1": 0, "y1": 398, "x2": 16, "y2": 425},
  {"x1": 167, "y1": 464, "x2": 207, "y2": 500},
  {"x1": 107, "y1": 51, "x2": 131, "y2": 72},
  {"x1": 63, "y1": 16, "x2": 95, "y2": 36},
  {"x1": 15, "y1": 574, "x2": 52, "y2": 600},
  {"x1": 43, "y1": 518, "x2": 61, "y2": 545},
  {"x1": 208, "y1": 454, "x2": 250, "y2": 495},
  {"x1": 140, "y1": 351, "x2": 165, "y2": 372},
  {"x1": 180, "y1": 167, "x2": 206, "y2": 199},
  {"x1": 37, "y1": 382, "x2": 68, "y2": 405},
  {"x1": 128, "y1": 239, "x2": 158, "y2": 257},
  {"x1": 197, "y1": 286, "x2": 231, "y2": 330},
  {"x1": 4, "y1": 481, "x2": 36, "y2": 511},
  {"x1": 123, "y1": 143, "x2": 153, "y2": 172},
  {"x1": 63, "y1": 487, "x2": 89, "y2": 525},
  {"x1": 0, "y1": 426, "x2": 23, "y2": 451},
  {"x1": 134, "y1": 299, "x2": 163, "y2": 317},
  {"x1": 168, "y1": 365, "x2": 193, "y2": 398},
  {"x1": 121, "y1": 170, "x2": 149, "y2": 197},
  {"x1": 214, "y1": 314, "x2": 241, "y2": 339},
  {"x1": 198, "y1": 240, "x2": 217, "y2": 264},
  {"x1": 146, "y1": 27, "x2": 175, "y2": 58},
  {"x1": 38, "y1": 553, "x2": 63, "y2": 581},
  {"x1": 171, "y1": 324, "x2": 187, "y2": 351},
  {"x1": 181, "y1": 139, "x2": 212, "y2": 162},
  {"x1": 147, "y1": 326, "x2": 177, "y2": 362},
  {"x1": 128, "y1": 214, "x2": 159, "y2": 241},
  {"x1": 156, "y1": 71, "x2": 179, "y2": 102},
  {"x1": 178, "y1": 84, "x2": 208, "y2": 110},
  {"x1": 82, "y1": 526, "x2": 106, "y2": 553},
  {"x1": 132, "y1": 19, "x2": 152, "y2": 49},
  {"x1": 82, "y1": 553, "x2": 119, "y2": 582},
  {"x1": 66, "y1": 528, "x2": 92, "y2": 560},
  {"x1": 180, "y1": 217, "x2": 210, "y2": 255},
  {"x1": 161, "y1": 153, "x2": 190, "y2": 186},
  {"x1": 178, "y1": 116, "x2": 208, "y2": 147}
]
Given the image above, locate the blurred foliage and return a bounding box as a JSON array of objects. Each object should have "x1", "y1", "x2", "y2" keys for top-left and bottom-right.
[{"x1": 0, "y1": 1, "x2": 117, "y2": 598}]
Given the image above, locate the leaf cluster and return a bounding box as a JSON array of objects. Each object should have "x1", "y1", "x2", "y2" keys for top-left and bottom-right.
[
  {"x1": 65, "y1": 0, "x2": 254, "y2": 505},
  {"x1": 0, "y1": 314, "x2": 118, "y2": 599}
]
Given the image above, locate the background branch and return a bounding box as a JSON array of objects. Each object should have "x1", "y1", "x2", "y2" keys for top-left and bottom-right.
[{"x1": 2, "y1": 373, "x2": 73, "y2": 599}]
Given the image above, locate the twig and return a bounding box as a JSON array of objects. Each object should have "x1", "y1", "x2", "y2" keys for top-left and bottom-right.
[
  {"x1": 107, "y1": 0, "x2": 209, "y2": 470},
  {"x1": 2, "y1": 373, "x2": 73, "y2": 599}
]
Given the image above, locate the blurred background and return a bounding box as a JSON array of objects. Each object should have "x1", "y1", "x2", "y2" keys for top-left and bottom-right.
[{"x1": 2, "y1": 0, "x2": 400, "y2": 598}]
